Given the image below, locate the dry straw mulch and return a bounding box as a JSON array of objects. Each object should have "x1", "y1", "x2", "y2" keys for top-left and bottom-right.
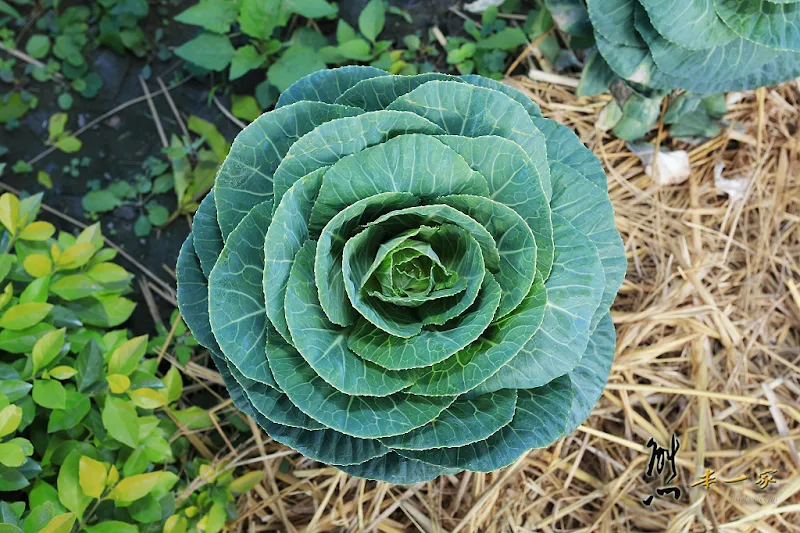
[{"x1": 168, "y1": 78, "x2": 800, "y2": 533}]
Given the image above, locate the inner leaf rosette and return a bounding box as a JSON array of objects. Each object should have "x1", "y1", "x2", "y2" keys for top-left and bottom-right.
[{"x1": 176, "y1": 67, "x2": 625, "y2": 483}]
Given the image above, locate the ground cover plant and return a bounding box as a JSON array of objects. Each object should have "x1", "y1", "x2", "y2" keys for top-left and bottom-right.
[
  {"x1": 177, "y1": 67, "x2": 625, "y2": 484},
  {"x1": 0, "y1": 190, "x2": 263, "y2": 532}
]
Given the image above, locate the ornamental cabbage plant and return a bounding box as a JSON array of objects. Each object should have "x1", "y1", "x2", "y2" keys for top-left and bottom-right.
[
  {"x1": 176, "y1": 67, "x2": 625, "y2": 484},
  {"x1": 586, "y1": 0, "x2": 800, "y2": 94}
]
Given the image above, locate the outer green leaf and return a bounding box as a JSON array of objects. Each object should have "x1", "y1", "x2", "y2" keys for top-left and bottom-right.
[
  {"x1": 335, "y1": 73, "x2": 460, "y2": 111},
  {"x1": 214, "y1": 101, "x2": 361, "y2": 239},
  {"x1": 272, "y1": 110, "x2": 442, "y2": 216},
  {"x1": 348, "y1": 274, "x2": 501, "y2": 370},
  {"x1": 284, "y1": 240, "x2": 421, "y2": 395},
  {"x1": 473, "y1": 213, "x2": 604, "y2": 394},
  {"x1": 32, "y1": 380, "x2": 66, "y2": 410},
  {"x1": 715, "y1": 0, "x2": 800, "y2": 51},
  {"x1": 192, "y1": 192, "x2": 223, "y2": 278},
  {"x1": 406, "y1": 273, "x2": 547, "y2": 396},
  {"x1": 229, "y1": 45, "x2": 265, "y2": 81},
  {"x1": 309, "y1": 134, "x2": 489, "y2": 232},
  {"x1": 264, "y1": 169, "x2": 325, "y2": 342},
  {"x1": 460, "y1": 75, "x2": 543, "y2": 118},
  {"x1": 338, "y1": 452, "x2": 459, "y2": 483},
  {"x1": 359, "y1": 0, "x2": 386, "y2": 42},
  {"x1": 577, "y1": 50, "x2": 617, "y2": 97},
  {"x1": 562, "y1": 312, "x2": 615, "y2": 436},
  {"x1": 435, "y1": 135, "x2": 553, "y2": 279},
  {"x1": 208, "y1": 201, "x2": 277, "y2": 389},
  {"x1": 398, "y1": 376, "x2": 572, "y2": 471},
  {"x1": 276, "y1": 65, "x2": 388, "y2": 108},
  {"x1": 230, "y1": 366, "x2": 322, "y2": 430},
  {"x1": 387, "y1": 81, "x2": 551, "y2": 199},
  {"x1": 549, "y1": 162, "x2": 625, "y2": 327},
  {"x1": 638, "y1": 0, "x2": 736, "y2": 49},
  {"x1": 176, "y1": 237, "x2": 221, "y2": 356},
  {"x1": 531, "y1": 117, "x2": 608, "y2": 191},
  {"x1": 380, "y1": 389, "x2": 516, "y2": 450},
  {"x1": 585, "y1": 0, "x2": 639, "y2": 46}
]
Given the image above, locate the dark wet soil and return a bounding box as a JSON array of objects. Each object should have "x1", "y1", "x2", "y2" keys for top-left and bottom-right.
[{"x1": 1, "y1": 0, "x2": 465, "y2": 332}]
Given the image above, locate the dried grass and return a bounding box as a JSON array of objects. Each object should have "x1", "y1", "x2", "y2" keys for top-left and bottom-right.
[{"x1": 160, "y1": 78, "x2": 800, "y2": 532}]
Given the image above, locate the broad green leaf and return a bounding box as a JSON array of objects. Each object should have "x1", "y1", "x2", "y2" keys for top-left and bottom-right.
[
  {"x1": 191, "y1": 191, "x2": 223, "y2": 278},
  {"x1": 0, "y1": 442, "x2": 24, "y2": 467},
  {"x1": 715, "y1": 0, "x2": 800, "y2": 52},
  {"x1": 476, "y1": 27, "x2": 527, "y2": 50},
  {"x1": 78, "y1": 456, "x2": 106, "y2": 498},
  {"x1": 286, "y1": 0, "x2": 337, "y2": 18},
  {"x1": 0, "y1": 302, "x2": 52, "y2": 330},
  {"x1": 128, "y1": 388, "x2": 166, "y2": 409},
  {"x1": 86, "y1": 262, "x2": 130, "y2": 284},
  {"x1": 229, "y1": 470, "x2": 263, "y2": 492},
  {"x1": 398, "y1": 376, "x2": 572, "y2": 471},
  {"x1": 232, "y1": 368, "x2": 322, "y2": 430},
  {"x1": 107, "y1": 335, "x2": 148, "y2": 376},
  {"x1": 20, "y1": 276, "x2": 49, "y2": 304},
  {"x1": 175, "y1": 33, "x2": 235, "y2": 71},
  {"x1": 532, "y1": 117, "x2": 608, "y2": 191},
  {"x1": 57, "y1": 450, "x2": 92, "y2": 518},
  {"x1": 549, "y1": 163, "x2": 625, "y2": 328},
  {"x1": 162, "y1": 366, "x2": 182, "y2": 404},
  {"x1": 272, "y1": 110, "x2": 442, "y2": 208},
  {"x1": 238, "y1": 0, "x2": 289, "y2": 40},
  {"x1": 176, "y1": 238, "x2": 221, "y2": 357},
  {"x1": 208, "y1": 201, "x2": 278, "y2": 389},
  {"x1": 474, "y1": 214, "x2": 604, "y2": 394},
  {"x1": 460, "y1": 74, "x2": 543, "y2": 118},
  {"x1": 231, "y1": 95, "x2": 261, "y2": 122},
  {"x1": 387, "y1": 81, "x2": 551, "y2": 199},
  {"x1": 75, "y1": 340, "x2": 104, "y2": 393},
  {"x1": 50, "y1": 274, "x2": 101, "y2": 301},
  {"x1": 174, "y1": 0, "x2": 237, "y2": 34},
  {"x1": 335, "y1": 73, "x2": 460, "y2": 111},
  {"x1": 264, "y1": 170, "x2": 325, "y2": 341},
  {"x1": 213, "y1": 101, "x2": 360, "y2": 239},
  {"x1": 562, "y1": 312, "x2": 615, "y2": 436},
  {"x1": 0, "y1": 380, "x2": 32, "y2": 401},
  {"x1": 102, "y1": 396, "x2": 139, "y2": 448},
  {"x1": 638, "y1": 0, "x2": 736, "y2": 49},
  {"x1": 22, "y1": 502, "x2": 55, "y2": 533},
  {"x1": 338, "y1": 452, "x2": 457, "y2": 483},
  {"x1": 32, "y1": 380, "x2": 66, "y2": 409},
  {"x1": 380, "y1": 389, "x2": 516, "y2": 450},
  {"x1": 577, "y1": 50, "x2": 617, "y2": 97},
  {"x1": 284, "y1": 240, "x2": 422, "y2": 394},
  {"x1": 585, "y1": 0, "x2": 639, "y2": 46},
  {"x1": 83, "y1": 522, "x2": 139, "y2": 533},
  {"x1": 276, "y1": 65, "x2": 387, "y2": 108},
  {"x1": 32, "y1": 328, "x2": 66, "y2": 374},
  {"x1": 309, "y1": 133, "x2": 489, "y2": 232},
  {"x1": 47, "y1": 391, "x2": 90, "y2": 433}
]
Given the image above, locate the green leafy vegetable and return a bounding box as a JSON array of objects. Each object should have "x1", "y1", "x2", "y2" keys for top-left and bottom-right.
[{"x1": 176, "y1": 68, "x2": 624, "y2": 483}]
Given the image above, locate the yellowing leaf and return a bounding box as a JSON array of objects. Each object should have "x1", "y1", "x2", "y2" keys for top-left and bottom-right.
[
  {"x1": 107, "y1": 464, "x2": 119, "y2": 487},
  {"x1": 46, "y1": 516, "x2": 76, "y2": 533},
  {"x1": 164, "y1": 514, "x2": 188, "y2": 533},
  {"x1": 109, "y1": 471, "x2": 166, "y2": 503},
  {"x1": 87, "y1": 262, "x2": 130, "y2": 284},
  {"x1": 184, "y1": 506, "x2": 199, "y2": 518},
  {"x1": 229, "y1": 470, "x2": 263, "y2": 493},
  {"x1": 19, "y1": 221, "x2": 56, "y2": 241},
  {"x1": 0, "y1": 302, "x2": 53, "y2": 330},
  {"x1": 23, "y1": 254, "x2": 52, "y2": 278},
  {"x1": 76, "y1": 222, "x2": 104, "y2": 249},
  {"x1": 0, "y1": 282, "x2": 12, "y2": 311},
  {"x1": 56, "y1": 242, "x2": 95, "y2": 270},
  {"x1": 49, "y1": 365, "x2": 77, "y2": 380},
  {"x1": 128, "y1": 388, "x2": 166, "y2": 409},
  {"x1": 0, "y1": 441, "x2": 25, "y2": 467},
  {"x1": 106, "y1": 374, "x2": 131, "y2": 394},
  {"x1": 40, "y1": 512, "x2": 76, "y2": 533},
  {"x1": 199, "y1": 464, "x2": 216, "y2": 482},
  {"x1": 48, "y1": 112, "x2": 68, "y2": 140},
  {"x1": 32, "y1": 327, "x2": 66, "y2": 374},
  {"x1": 51, "y1": 243, "x2": 61, "y2": 263},
  {"x1": 79, "y1": 455, "x2": 107, "y2": 498},
  {"x1": 0, "y1": 405, "x2": 22, "y2": 437},
  {"x1": 0, "y1": 193, "x2": 20, "y2": 234},
  {"x1": 107, "y1": 335, "x2": 148, "y2": 376}
]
